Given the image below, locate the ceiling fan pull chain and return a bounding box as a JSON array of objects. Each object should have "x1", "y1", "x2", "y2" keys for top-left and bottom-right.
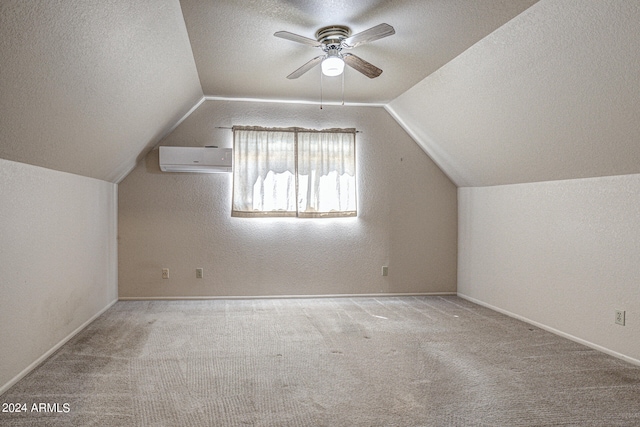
[
  {"x1": 341, "y1": 70, "x2": 345, "y2": 106},
  {"x1": 320, "y1": 70, "x2": 323, "y2": 110}
]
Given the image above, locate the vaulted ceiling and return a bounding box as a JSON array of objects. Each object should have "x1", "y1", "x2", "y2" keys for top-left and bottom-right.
[
  {"x1": 2, "y1": 0, "x2": 639, "y2": 187},
  {"x1": 0, "y1": 0, "x2": 202, "y2": 183},
  {"x1": 389, "y1": 0, "x2": 640, "y2": 186},
  {"x1": 180, "y1": 0, "x2": 537, "y2": 104}
]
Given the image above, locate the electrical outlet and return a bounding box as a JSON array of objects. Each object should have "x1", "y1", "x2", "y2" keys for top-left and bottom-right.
[
  {"x1": 382, "y1": 266, "x2": 389, "y2": 277},
  {"x1": 196, "y1": 268, "x2": 203, "y2": 279},
  {"x1": 162, "y1": 268, "x2": 169, "y2": 279},
  {"x1": 615, "y1": 310, "x2": 625, "y2": 326}
]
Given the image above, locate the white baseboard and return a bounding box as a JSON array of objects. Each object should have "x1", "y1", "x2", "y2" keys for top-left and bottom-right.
[
  {"x1": 0, "y1": 298, "x2": 118, "y2": 396},
  {"x1": 457, "y1": 293, "x2": 640, "y2": 367},
  {"x1": 119, "y1": 292, "x2": 457, "y2": 301}
]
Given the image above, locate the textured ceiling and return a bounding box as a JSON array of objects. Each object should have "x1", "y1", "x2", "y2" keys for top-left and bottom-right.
[
  {"x1": 0, "y1": 0, "x2": 202, "y2": 183},
  {"x1": 388, "y1": 0, "x2": 640, "y2": 187},
  {"x1": 3, "y1": 0, "x2": 637, "y2": 188},
  {"x1": 180, "y1": 0, "x2": 538, "y2": 104}
]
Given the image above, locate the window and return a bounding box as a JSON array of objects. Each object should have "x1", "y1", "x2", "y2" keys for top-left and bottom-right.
[{"x1": 232, "y1": 126, "x2": 357, "y2": 218}]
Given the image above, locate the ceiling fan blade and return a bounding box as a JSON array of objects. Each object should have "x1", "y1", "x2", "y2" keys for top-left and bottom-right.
[
  {"x1": 343, "y1": 53, "x2": 383, "y2": 78},
  {"x1": 274, "y1": 31, "x2": 321, "y2": 47},
  {"x1": 343, "y1": 23, "x2": 395, "y2": 48},
  {"x1": 287, "y1": 55, "x2": 324, "y2": 79}
]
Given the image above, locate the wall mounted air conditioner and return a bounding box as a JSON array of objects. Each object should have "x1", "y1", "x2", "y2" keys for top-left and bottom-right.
[{"x1": 159, "y1": 146, "x2": 232, "y2": 173}]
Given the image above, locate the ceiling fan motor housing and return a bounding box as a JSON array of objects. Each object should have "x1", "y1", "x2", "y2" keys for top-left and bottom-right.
[{"x1": 315, "y1": 25, "x2": 351, "y2": 49}]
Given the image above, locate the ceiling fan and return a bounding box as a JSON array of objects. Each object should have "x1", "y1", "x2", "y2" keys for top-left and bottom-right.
[{"x1": 274, "y1": 23, "x2": 395, "y2": 79}]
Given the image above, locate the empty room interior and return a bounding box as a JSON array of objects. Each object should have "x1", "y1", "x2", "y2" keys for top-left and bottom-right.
[{"x1": 1, "y1": 0, "x2": 639, "y2": 425}]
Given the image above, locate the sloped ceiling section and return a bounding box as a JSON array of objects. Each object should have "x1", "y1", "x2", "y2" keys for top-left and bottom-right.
[
  {"x1": 0, "y1": 0, "x2": 203, "y2": 183},
  {"x1": 388, "y1": 0, "x2": 640, "y2": 187},
  {"x1": 180, "y1": 0, "x2": 538, "y2": 104}
]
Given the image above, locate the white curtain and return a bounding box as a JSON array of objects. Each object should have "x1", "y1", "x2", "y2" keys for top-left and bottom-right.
[
  {"x1": 232, "y1": 127, "x2": 356, "y2": 218},
  {"x1": 297, "y1": 130, "x2": 356, "y2": 217},
  {"x1": 232, "y1": 128, "x2": 296, "y2": 216}
]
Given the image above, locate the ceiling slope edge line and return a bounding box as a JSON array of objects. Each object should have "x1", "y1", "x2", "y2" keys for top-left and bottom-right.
[
  {"x1": 383, "y1": 104, "x2": 470, "y2": 188},
  {"x1": 203, "y1": 95, "x2": 386, "y2": 108},
  {"x1": 114, "y1": 96, "x2": 206, "y2": 184}
]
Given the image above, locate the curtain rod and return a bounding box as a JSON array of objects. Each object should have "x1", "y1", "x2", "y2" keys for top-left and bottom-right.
[{"x1": 215, "y1": 126, "x2": 361, "y2": 133}]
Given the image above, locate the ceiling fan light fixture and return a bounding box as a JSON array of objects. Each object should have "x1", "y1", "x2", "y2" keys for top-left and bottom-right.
[{"x1": 321, "y1": 50, "x2": 344, "y2": 77}]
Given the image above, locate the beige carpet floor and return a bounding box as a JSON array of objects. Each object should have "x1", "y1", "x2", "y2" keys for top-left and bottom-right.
[{"x1": 1, "y1": 296, "x2": 640, "y2": 426}]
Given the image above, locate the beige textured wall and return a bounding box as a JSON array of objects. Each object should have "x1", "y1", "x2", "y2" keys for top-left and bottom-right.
[
  {"x1": 458, "y1": 174, "x2": 640, "y2": 363},
  {"x1": 118, "y1": 100, "x2": 457, "y2": 298},
  {"x1": 0, "y1": 159, "x2": 118, "y2": 393}
]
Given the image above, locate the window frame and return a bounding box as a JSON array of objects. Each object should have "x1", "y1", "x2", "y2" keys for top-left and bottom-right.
[{"x1": 231, "y1": 126, "x2": 357, "y2": 219}]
